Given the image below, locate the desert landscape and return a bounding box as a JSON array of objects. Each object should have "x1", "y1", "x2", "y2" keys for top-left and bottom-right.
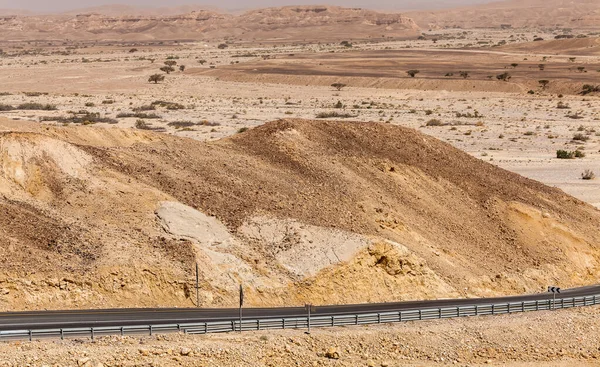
[{"x1": 0, "y1": 0, "x2": 599, "y2": 365}]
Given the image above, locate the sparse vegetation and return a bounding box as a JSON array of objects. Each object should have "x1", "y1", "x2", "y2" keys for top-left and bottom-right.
[
  {"x1": 316, "y1": 111, "x2": 357, "y2": 119},
  {"x1": 148, "y1": 74, "x2": 165, "y2": 84},
  {"x1": 40, "y1": 112, "x2": 117, "y2": 125},
  {"x1": 426, "y1": 119, "x2": 444, "y2": 126},
  {"x1": 17, "y1": 102, "x2": 57, "y2": 110},
  {"x1": 406, "y1": 70, "x2": 420, "y2": 78},
  {"x1": 581, "y1": 170, "x2": 595, "y2": 180},
  {"x1": 151, "y1": 100, "x2": 186, "y2": 110},
  {"x1": 160, "y1": 66, "x2": 175, "y2": 74},
  {"x1": 496, "y1": 72, "x2": 511, "y2": 81},
  {"x1": 331, "y1": 83, "x2": 347, "y2": 91}
]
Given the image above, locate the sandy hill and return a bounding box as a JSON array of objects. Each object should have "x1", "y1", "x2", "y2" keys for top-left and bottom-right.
[
  {"x1": 0, "y1": 6, "x2": 418, "y2": 42},
  {"x1": 1, "y1": 117, "x2": 599, "y2": 311},
  {"x1": 500, "y1": 36, "x2": 600, "y2": 55},
  {"x1": 408, "y1": 0, "x2": 600, "y2": 29},
  {"x1": 60, "y1": 5, "x2": 223, "y2": 17}
]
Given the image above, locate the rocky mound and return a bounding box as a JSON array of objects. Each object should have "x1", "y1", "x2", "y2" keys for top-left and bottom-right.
[
  {"x1": 1, "y1": 118, "x2": 600, "y2": 311},
  {"x1": 408, "y1": 0, "x2": 600, "y2": 29},
  {"x1": 0, "y1": 6, "x2": 418, "y2": 42}
]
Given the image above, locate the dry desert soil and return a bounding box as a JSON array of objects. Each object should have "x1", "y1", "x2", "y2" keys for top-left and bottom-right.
[{"x1": 0, "y1": 1, "x2": 600, "y2": 365}]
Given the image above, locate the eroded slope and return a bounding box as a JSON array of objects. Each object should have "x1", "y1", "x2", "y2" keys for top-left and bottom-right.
[{"x1": 1, "y1": 118, "x2": 599, "y2": 310}]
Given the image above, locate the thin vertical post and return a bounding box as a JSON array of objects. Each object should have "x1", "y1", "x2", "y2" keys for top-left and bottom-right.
[
  {"x1": 195, "y1": 263, "x2": 199, "y2": 308},
  {"x1": 307, "y1": 305, "x2": 311, "y2": 334}
]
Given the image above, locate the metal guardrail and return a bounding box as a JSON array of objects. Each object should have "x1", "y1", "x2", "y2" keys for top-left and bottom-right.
[{"x1": 2, "y1": 295, "x2": 599, "y2": 341}]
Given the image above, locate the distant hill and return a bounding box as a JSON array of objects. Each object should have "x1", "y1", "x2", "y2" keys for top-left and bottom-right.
[
  {"x1": 408, "y1": 0, "x2": 600, "y2": 29},
  {"x1": 0, "y1": 6, "x2": 419, "y2": 42}
]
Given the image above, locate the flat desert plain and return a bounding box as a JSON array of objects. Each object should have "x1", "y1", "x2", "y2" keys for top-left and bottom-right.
[{"x1": 1, "y1": 31, "x2": 599, "y2": 207}]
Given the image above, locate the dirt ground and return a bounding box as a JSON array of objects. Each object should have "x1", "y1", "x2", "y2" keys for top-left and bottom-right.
[
  {"x1": 2, "y1": 306, "x2": 600, "y2": 367},
  {"x1": 0, "y1": 26, "x2": 599, "y2": 364},
  {"x1": 1, "y1": 32, "x2": 598, "y2": 207}
]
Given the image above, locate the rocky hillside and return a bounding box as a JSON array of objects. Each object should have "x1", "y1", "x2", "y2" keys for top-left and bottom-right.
[
  {"x1": 1, "y1": 118, "x2": 600, "y2": 311},
  {"x1": 0, "y1": 6, "x2": 419, "y2": 42},
  {"x1": 408, "y1": 0, "x2": 600, "y2": 29}
]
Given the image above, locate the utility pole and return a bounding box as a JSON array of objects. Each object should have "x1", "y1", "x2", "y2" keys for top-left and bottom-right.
[{"x1": 195, "y1": 263, "x2": 199, "y2": 308}]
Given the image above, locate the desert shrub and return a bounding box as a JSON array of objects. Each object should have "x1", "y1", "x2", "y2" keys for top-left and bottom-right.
[
  {"x1": 581, "y1": 84, "x2": 600, "y2": 95},
  {"x1": 151, "y1": 100, "x2": 185, "y2": 110},
  {"x1": 455, "y1": 110, "x2": 483, "y2": 118},
  {"x1": 148, "y1": 74, "x2": 165, "y2": 83},
  {"x1": 496, "y1": 72, "x2": 511, "y2": 81},
  {"x1": 102, "y1": 100, "x2": 114, "y2": 104},
  {"x1": 117, "y1": 112, "x2": 162, "y2": 119},
  {"x1": 572, "y1": 133, "x2": 589, "y2": 141},
  {"x1": 406, "y1": 70, "x2": 419, "y2": 78},
  {"x1": 17, "y1": 102, "x2": 57, "y2": 110},
  {"x1": 23, "y1": 92, "x2": 47, "y2": 97},
  {"x1": 0, "y1": 103, "x2": 14, "y2": 111},
  {"x1": 581, "y1": 169, "x2": 595, "y2": 180},
  {"x1": 133, "y1": 105, "x2": 156, "y2": 112},
  {"x1": 334, "y1": 100, "x2": 343, "y2": 108},
  {"x1": 556, "y1": 150, "x2": 574, "y2": 159},
  {"x1": 237, "y1": 127, "x2": 248, "y2": 133},
  {"x1": 85, "y1": 102, "x2": 95, "y2": 107},
  {"x1": 160, "y1": 66, "x2": 175, "y2": 74},
  {"x1": 40, "y1": 112, "x2": 117, "y2": 124},
  {"x1": 426, "y1": 119, "x2": 444, "y2": 126},
  {"x1": 556, "y1": 101, "x2": 570, "y2": 109},
  {"x1": 217, "y1": 43, "x2": 228, "y2": 49},
  {"x1": 556, "y1": 150, "x2": 585, "y2": 159},
  {"x1": 316, "y1": 111, "x2": 356, "y2": 119},
  {"x1": 168, "y1": 120, "x2": 220, "y2": 128},
  {"x1": 331, "y1": 83, "x2": 347, "y2": 91}
]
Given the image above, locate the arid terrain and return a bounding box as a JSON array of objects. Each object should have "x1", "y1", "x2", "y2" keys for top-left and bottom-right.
[{"x1": 0, "y1": 0, "x2": 600, "y2": 365}]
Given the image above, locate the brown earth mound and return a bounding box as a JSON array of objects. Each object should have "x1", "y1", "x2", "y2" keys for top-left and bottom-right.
[{"x1": 1, "y1": 118, "x2": 600, "y2": 311}]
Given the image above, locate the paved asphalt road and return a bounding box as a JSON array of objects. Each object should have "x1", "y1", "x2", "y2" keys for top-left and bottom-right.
[{"x1": 1, "y1": 285, "x2": 599, "y2": 331}]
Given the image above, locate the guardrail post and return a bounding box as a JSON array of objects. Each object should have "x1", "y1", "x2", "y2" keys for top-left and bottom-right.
[
  {"x1": 355, "y1": 315, "x2": 359, "y2": 325},
  {"x1": 521, "y1": 301, "x2": 525, "y2": 312},
  {"x1": 507, "y1": 303, "x2": 511, "y2": 313},
  {"x1": 399, "y1": 311, "x2": 402, "y2": 322},
  {"x1": 595, "y1": 295, "x2": 597, "y2": 305},
  {"x1": 491, "y1": 304, "x2": 495, "y2": 314},
  {"x1": 121, "y1": 326, "x2": 124, "y2": 336},
  {"x1": 457, "y1": 307, "x2": 460, "y2": 317},
  {"x1": 535, "y1": 300, "x2": 539, "y2": 311},
  {"x1": 231, "y1": 320, "x2": 235, "y2": 332},
  {"x1": 204, "y1": 322, "x2": 208, "y2": 334},
  {"x1": 257, "y1": 319, "x2": 261, "y2": 330},
  {"x1": 60, "y1": 329, "x2": 64, "y2": 340},
  {"x1": 419, "y1": 310, "x2": 422, "y2": 320},
  {"x1": 331, "y1": 316, "x2": 334, "y2": 327},
  {"x1": 29, "y1": 330, "x2": 32, "y2": 342},
  {"x1": 377, "y1": 313, "x2": 381, "y2": 324},
  {"x1": 149, "y1": 325, "x2": 153, "y2": 336},
  {"x1": 91, "y1": 328, "x2": 94, "y2": 341},
  {"x1": 561, "y1": 298, "x2": 564, "y2": 309},
  {"x1": 283, "y1": 318, "x2": 286, "y2": 329},
  {"x1": 439, "y1": 308, "x2": 442, "y2": 318}
]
